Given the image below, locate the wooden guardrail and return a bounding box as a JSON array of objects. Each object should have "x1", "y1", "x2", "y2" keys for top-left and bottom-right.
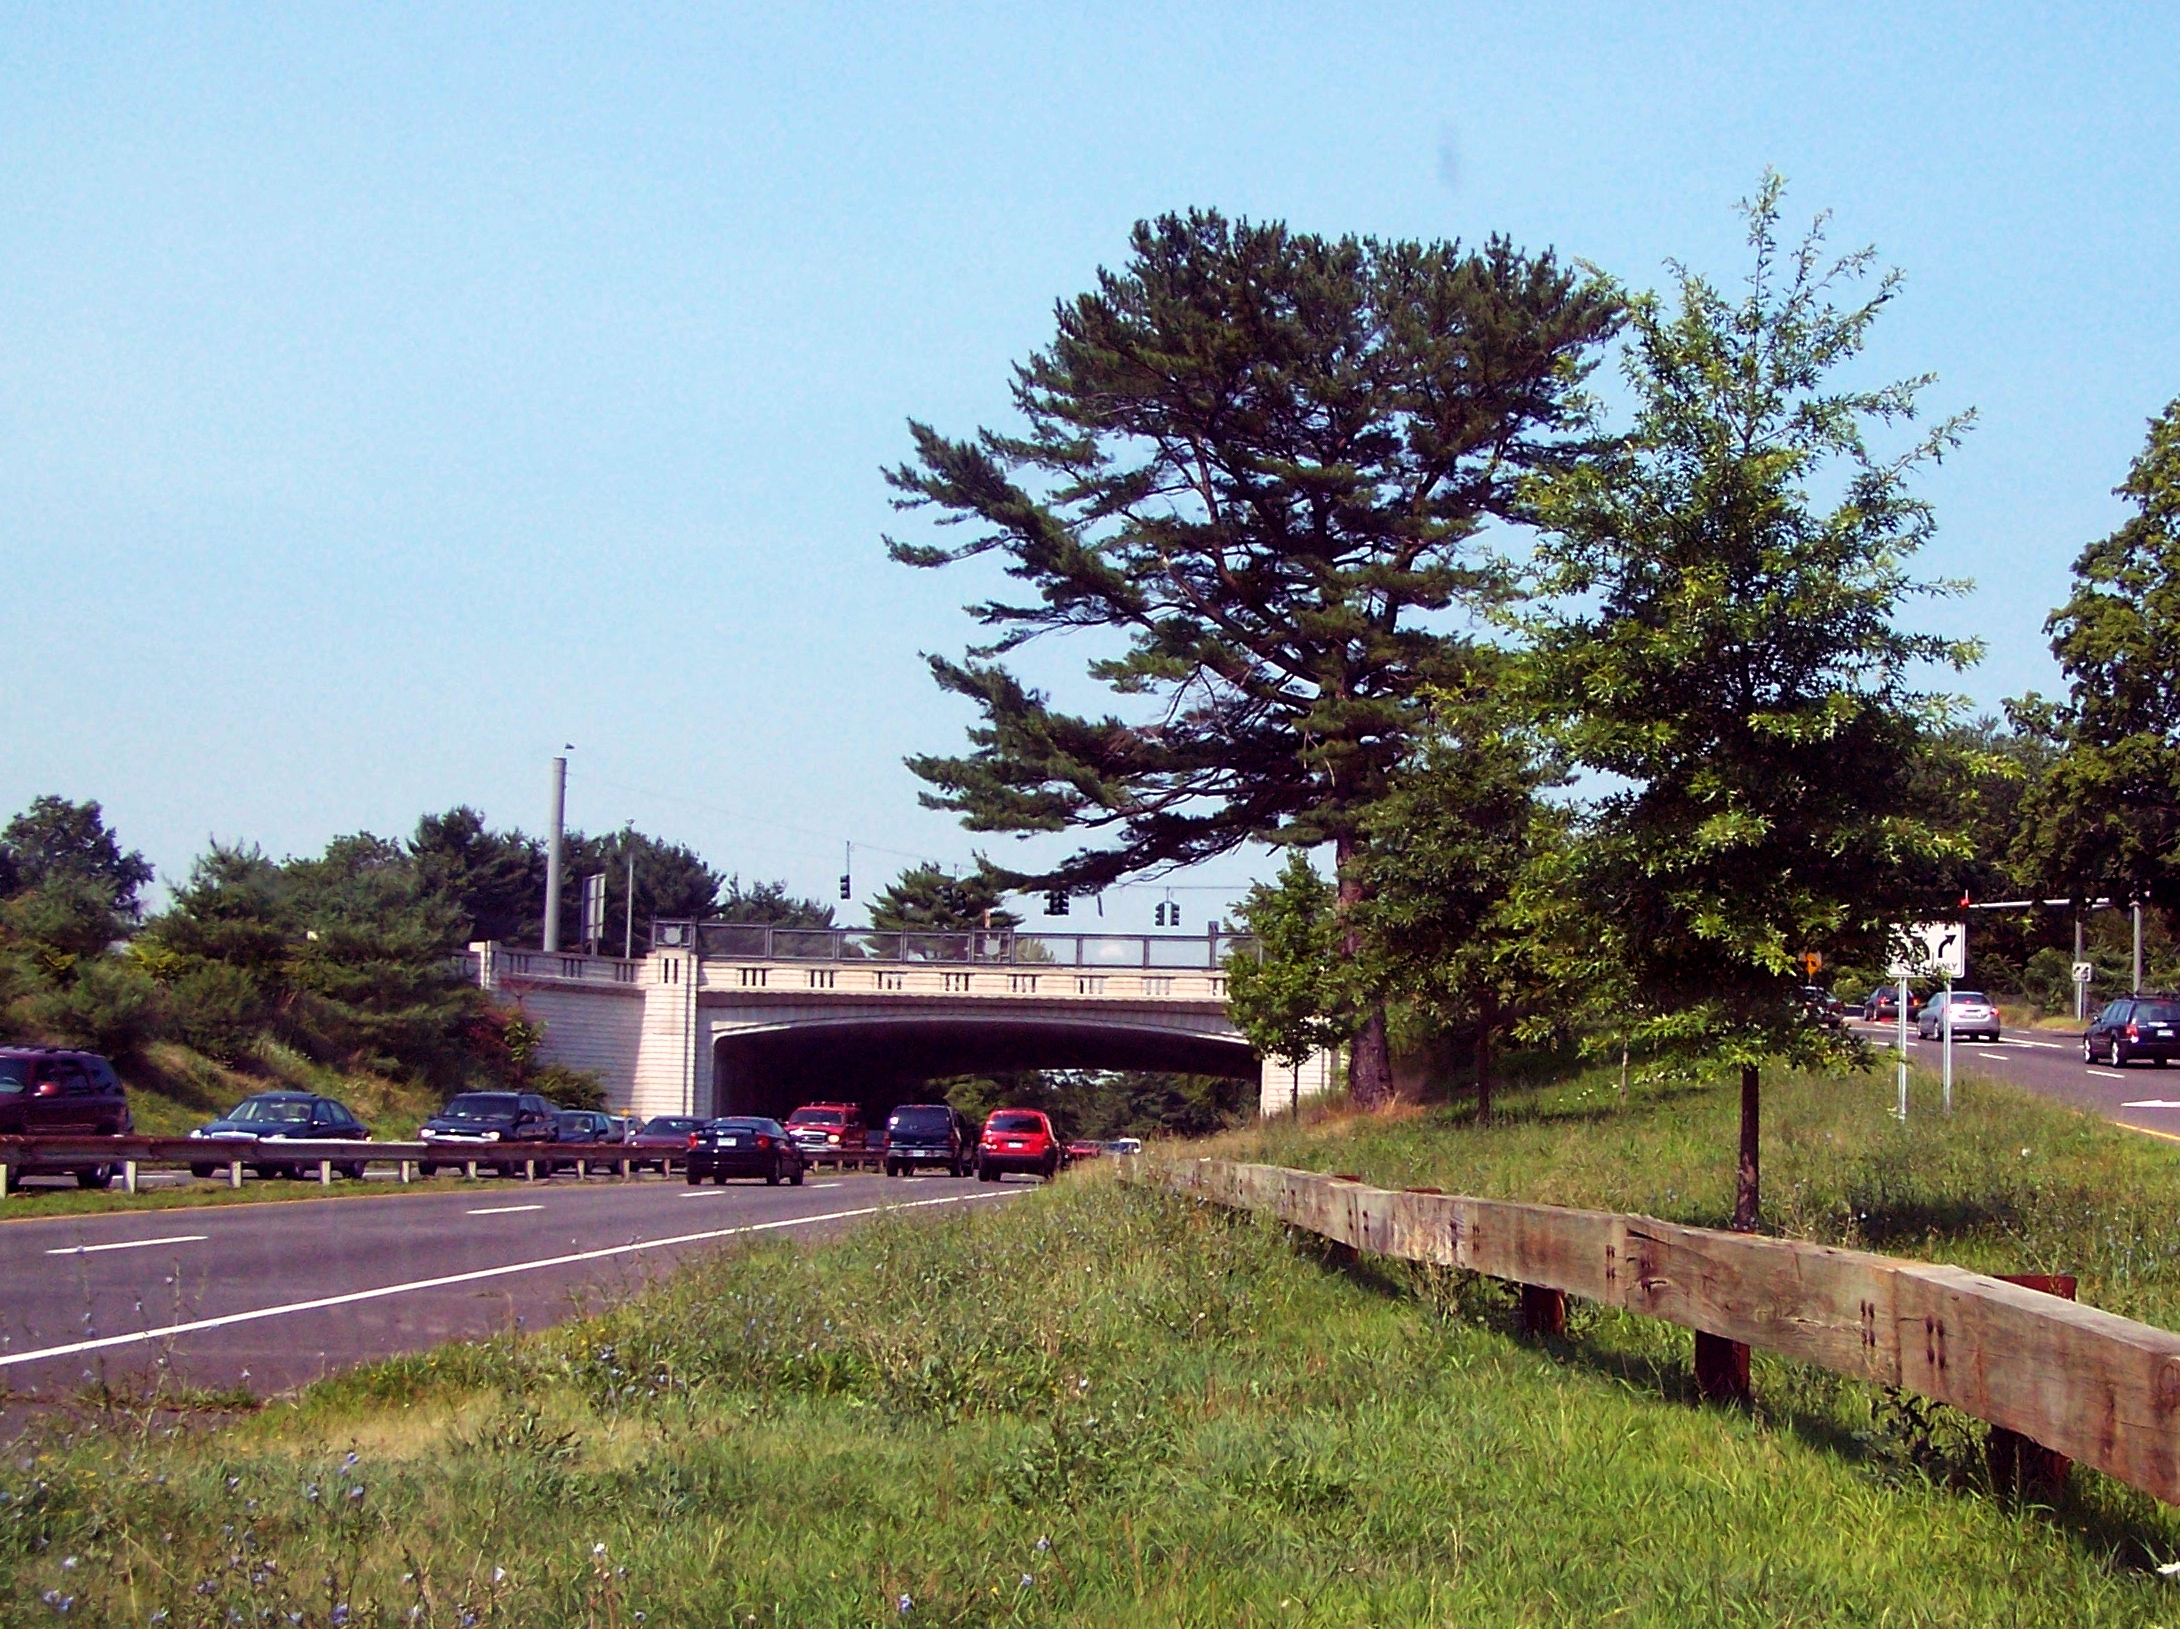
[
  {"x1": 0, "y1": 1135, "x2": 665, "y2": 1195},
  {"x1": 1124, "y1": 1158, "x2": 2180, "y2": 1507}
]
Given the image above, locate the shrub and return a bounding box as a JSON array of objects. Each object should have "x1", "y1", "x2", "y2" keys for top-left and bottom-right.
[{"x1": 171, "y1": 961, "x2": 265, "y2": 1064}]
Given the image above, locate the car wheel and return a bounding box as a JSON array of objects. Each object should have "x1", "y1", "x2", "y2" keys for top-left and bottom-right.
[
  {"x1": 789, "y1": 1164, "x2": 805, "y2": 1186},
  {"x1": 77, "y1": 1164, "x2": 114, "y2": 1191},
  {"x1": 342, "y1": 1163, "x2": 367, "y2": 1181},
  {"x1": 686, "y1": 1166, "x2": 704, "y2": 1185},
  {"x1": 189, "y1": 1163, "x2": 215, "y2": 1179},
  {"x1": 766, "y1": 1161, "x2": 781, "y2": 1186},
  {"x1": 2111, "y1": 1040, "x2": 2127, "y2": 1067},
  {"x1": 418, "y1": 1162, "x2": 438, "y2": 1177},
  {"x1": 2083, "y1": 1035, "x2": 2096, "y2": 1063}
]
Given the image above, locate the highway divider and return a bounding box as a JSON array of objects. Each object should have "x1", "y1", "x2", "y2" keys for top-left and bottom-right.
[
  {"x1": 0, "y1": 1135, "x2": 667, "y2": 1194},
  {"x1": 1121, "y1": 1156, "x2": 2180, "y2": 1508}
]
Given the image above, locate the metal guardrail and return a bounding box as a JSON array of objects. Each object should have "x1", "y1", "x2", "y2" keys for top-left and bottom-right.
[
  {"x1": 0, "y1": 1136, "x2": 670, "y2": 1196},
  {"x1": 649, "y1": 921, "x2": 1259, "y2": 969},
  {"x1": 1125, "y1": 1158, "x2": 2179, "y2": 1507}
]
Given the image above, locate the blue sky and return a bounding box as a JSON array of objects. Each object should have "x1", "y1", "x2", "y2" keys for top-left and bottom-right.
[{"x1": 5, "y1": 4, "x2": 2175, "y2": 926}]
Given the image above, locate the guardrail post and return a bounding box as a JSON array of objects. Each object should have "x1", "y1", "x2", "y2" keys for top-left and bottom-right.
[
  {"x1": 466, "y1": 1159, "x2": 479, "y2": 1181},
  {"x1": 1989, "y1": 1274, "x2": 2077, "y2": 1502},
  {"x1": 228, "y1": 1159, "x2": 243, "y2": 1189},
  {"x1": 1693, "y1": 1331, "x2": 1751, "y2": 1405},
  {"x1": 319, "y1": 1159, "x2": 332, "y2": 1187},
  {"x1": 123, "y1": 1159, "x2": 139, "y2": 1195},
  {"x1": 620, "y1": 1156, "x2": 630, "y2": 1178},
  {"x1": 525, "y1": 1158, "x2": 536, "y2": 1182},
  {"x1": 1520, "y1": 1285, "x2": 1567, "y2": 1338},
  {"x1": 0, "y1": 1160, "x2": 10, "y2": 1197},
  {"x1": 400, "y1": 1159, "x2": 414, "y2": 1184}
]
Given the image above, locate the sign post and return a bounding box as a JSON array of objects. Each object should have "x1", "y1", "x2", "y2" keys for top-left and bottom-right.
[
  {"x1": 1888, "y1": 923, "x2": 1968, "y2": 1125},
  {"x1": 2073, "y1": 961, "x2": 2096, "y2": 1023}
]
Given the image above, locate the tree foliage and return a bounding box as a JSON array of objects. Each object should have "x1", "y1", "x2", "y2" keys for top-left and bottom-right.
[
  {"x1": 868, "y1": 863, "x2": 1019, "y2": 933},
  {"x1": 1226, "y1": 852, "x2": 1350, "y2": 1072},
  {"x1": 2015, "y1": 398, "x2": 2180, "y2": 921},
  {"x1": 1526, "y1": 175, "x2": 1975, "y2": 1225}
]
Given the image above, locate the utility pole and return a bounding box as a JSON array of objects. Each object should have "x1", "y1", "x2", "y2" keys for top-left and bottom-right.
[
  {"x1": 624, "y1": 847, "x2": 636, "y2": 960},
  {"x1": 2134, "y1": 900, "x2": 2145, "y2": 995},
  {"x1": 543, "y1": 754, "x2": 567, "y2": 952}
]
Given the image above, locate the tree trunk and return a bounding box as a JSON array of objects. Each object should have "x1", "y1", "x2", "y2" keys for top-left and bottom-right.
[
  {"x1": 1334, "y1": 831, "x2": 1394, "y2": 1110},
  {"x1": 1473, "y1": 996, "x2": 1496, "y2": 1124},
  {"x1": 1733, "y1": 1062, "x2": 1760, "y2": 1232}
]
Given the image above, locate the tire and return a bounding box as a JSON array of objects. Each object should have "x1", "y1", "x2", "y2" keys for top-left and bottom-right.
[
  {"x1": 2112, "y1": 1040, "x2": 2127, "y2": 1068},
  {"x1": 977, "y1": 1161, "x2": 994, "y2": 1183},
  {"x1": 2083, "y1": 1035, "x2": 2096, "y2": 1063},
  {"x1": 789, "y1": 1165, "x2": 805, "y2": 1186},
  {"x1": 342, "y1": 1163, "x2": 366, "y2": 1182},
  {"x1": 190, "y1": 1163, "x2": 215, "y2": 1180},
  {"x1": 765, "y1": 1161, "x2": 781, "y2": 1187},
  {"x1": 686, "y1": 1167, "x2": 704, "y2": 1186},
  {"x1": 77, "y1": 1164, "x2": 114, "y2": 1191},
  {"x1": 419, "y1": 1162, "x2": 438, "y2": 1177}
]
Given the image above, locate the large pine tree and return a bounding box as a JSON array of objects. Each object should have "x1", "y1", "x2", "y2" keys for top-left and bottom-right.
[{"x1": 887, "y1": 210, "x2": 1618, "y2": 1104}]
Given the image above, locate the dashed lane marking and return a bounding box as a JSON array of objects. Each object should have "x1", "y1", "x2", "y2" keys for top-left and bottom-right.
[
  {"x1": 467, "y1": 1204, "x2": 545, "y2": 1216},
  {"x1": 2088, "y1": 1069, "x2": 2128, "y2": 1079},
  {"x1": 2120, "y1": 1100, "x2": 2180, "y2": 1110},
  {"x1": 0, "y1": 1190, "x2": 1020, "y2": 1369},
  {"x1": 45, "y1": 1235, "x2": 208, "y2": 1257}
]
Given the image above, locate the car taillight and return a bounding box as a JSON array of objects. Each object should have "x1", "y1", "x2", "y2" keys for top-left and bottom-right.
[
  {"x1": 2128, "y1": 1024, "x2": 2141, "y2": 1041},
  {"x1": 687, "y1": 1131, "x2": 700, "y2": 1148},
  {"x1": 756, "y1": 1134, "x2": 772, "y2": 1150}
]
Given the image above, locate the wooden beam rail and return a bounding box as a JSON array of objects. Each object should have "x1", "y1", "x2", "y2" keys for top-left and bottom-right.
[{"x1": 1122, "y1": 1157, "x2": 2180, "y2": 1507}]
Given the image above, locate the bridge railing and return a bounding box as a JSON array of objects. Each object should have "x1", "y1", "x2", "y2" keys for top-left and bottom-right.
[{"x1": 653, "y1": 921, "x2": 1259, "y2": 968}]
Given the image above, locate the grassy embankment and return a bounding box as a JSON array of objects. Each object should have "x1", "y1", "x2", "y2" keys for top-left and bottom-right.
[
  {"x1": 1, "y1": 1042, "x2": 449, "y2": 1220},
  {"x1": 11, "y1": 1061, "x2": 2180, "y2": 1624}
]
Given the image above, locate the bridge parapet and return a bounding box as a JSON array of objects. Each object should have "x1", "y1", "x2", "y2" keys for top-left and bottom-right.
[
  {"x1": 698, "y1": 960, "x2": 1227, "y2": 1002},
  {"x1": 652, "y1": 921, "x2": 1256, "y2": 970}
]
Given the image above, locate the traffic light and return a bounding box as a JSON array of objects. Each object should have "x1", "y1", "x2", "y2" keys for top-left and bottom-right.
[
  {"x1": 1154, "y1": 900, "x2": 1179, "y2": 928},
  {"x1": 839, "y1": 874, "x2": 852, "y2": 900},
  {"x1": 1044, "y1": 890, "x2": 1069, "y2": 916}
]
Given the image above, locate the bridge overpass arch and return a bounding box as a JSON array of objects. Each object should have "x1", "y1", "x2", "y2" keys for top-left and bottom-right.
[{"x1": 466, "y1": 925, "x2": 1336, "y2": 1123}]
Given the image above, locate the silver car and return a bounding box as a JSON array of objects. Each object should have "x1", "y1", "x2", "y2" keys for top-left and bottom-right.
[{"x1": 1918, "y1": 989, "x2": 2000, "y2": 1042}]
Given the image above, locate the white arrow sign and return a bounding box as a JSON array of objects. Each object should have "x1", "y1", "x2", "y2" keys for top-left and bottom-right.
[{"x1": 1888, "y1": 921, "x2": 1966, "y2": 979}]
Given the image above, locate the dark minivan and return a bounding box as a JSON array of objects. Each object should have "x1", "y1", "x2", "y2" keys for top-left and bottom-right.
[
  {"x1": 2084, "y1": 997, "x2": 2180, "y2": 1067},
  {"x1": 884, "y1": 1103, "x2": 976, "y2": 1177},
  {"x1": 0, "y1": 1046, "x2": 133, "y2": 1188},
  {"x1": 417, "y1": 1091, "x2": 560, "y2": 1175}
]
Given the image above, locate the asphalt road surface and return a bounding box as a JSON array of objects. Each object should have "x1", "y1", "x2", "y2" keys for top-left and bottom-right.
[
  {"x1": 1847, "y1": 1017, "x2": 2180, "y2": 1144},
  {"x1": 0, "y1": 1171, "x2": 1024, "y2": 1401}
]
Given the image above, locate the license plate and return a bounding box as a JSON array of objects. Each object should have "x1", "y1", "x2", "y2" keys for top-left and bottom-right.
[{"x1": 722, "y1": 1138, "x2": 742, "y2": 1147}]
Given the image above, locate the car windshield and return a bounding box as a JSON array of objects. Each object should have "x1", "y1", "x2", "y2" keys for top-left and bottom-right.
[
  {"x1": 789, "y1": 1109, "x2": 842, "y2": 1125},
  {"x1": 228, "y1": 1098, "x2": 315, "y2": 1124},
  {"x1": 1949, "y1": 992, "x2": 1990, "y2": 1006},
  {"x1": 990, "y1": 1112, "x2": 1043, "y2": 1133},
  {"x1": 441, "y1": 1094, "x2": 520, "y2": 1121},
  {"x1": 713, "y1": 1119, "x2": 767, "y2": 1133},
  {"x1": 890, "y1": 1107, "x2": 952, "y2": 1132},
  {"x1": 2137, "y1": 1002, "x2": 2180, "y2": 1024},
  {"x1": 643, "y1": 1117, "x2": 700, "y2": 1134}
]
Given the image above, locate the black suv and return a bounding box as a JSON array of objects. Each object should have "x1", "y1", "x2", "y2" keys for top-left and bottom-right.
[
  {"x1": 884, "y1": 1103, "x2": 976, "y2": 1177},
  {"x1": 0, "y1": 1047, "x2": 134, "y2": 1188},
  {"x1": 2084, "y1": 997, "x2": 2180, "y2": 1067}
]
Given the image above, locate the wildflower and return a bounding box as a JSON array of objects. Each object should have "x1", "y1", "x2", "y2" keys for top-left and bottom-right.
[
  {"x1": 331, "y1": 1607, "x2": 350, "y2": 1627},
  {"x1": 898, "y1": 1594, "x2": 914, "y2": 1614},
  {"x1": 226, "y1": 1477, "x2": 241, "y2": 1491},
  {"x1": 1035, "y1": 1536, "x2": 1050, "y2": 1552},
  {"x1": 1021, "y1": 1574, "x2": 1035, "y2": 1588},
  {"x1": 492, "y1": 1568, "x2": 506, "y2": 1584},
  {"x1": 347, "y1": 1485, "x2": 366, "y2": 1503},
  {"x1": 60, "y1": 1557, "x2": 76, "y2": 1571},
  {"x1": 305, "y1": 1486, "x2": 320, "y2": 1502},
  {"x1": 342, "y1": 1453, "x2": 358, "y2": 1468},
  {"x1": 593, "y1": 1543, "x2": 608, "y2": 1557}
]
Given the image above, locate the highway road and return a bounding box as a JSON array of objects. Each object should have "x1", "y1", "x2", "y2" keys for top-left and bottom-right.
[
  {"x1": 0, "y1": 1171, "x2": 1023, "y2": 1402},
  {"x1": 1847, "y1": 1017, "x2": 2180, "y2": 1144}
]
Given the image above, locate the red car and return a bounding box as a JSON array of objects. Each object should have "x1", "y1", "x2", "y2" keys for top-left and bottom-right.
[{"x1": 978, "y1": 1108, "x2": 1061, "y2": 1182}]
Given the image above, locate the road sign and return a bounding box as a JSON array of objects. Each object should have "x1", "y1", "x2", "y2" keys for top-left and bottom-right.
[
  {"x1": 2073, "y1": 961, "x2": 2096, "y2": 984},
  {"x1": 1801, "y1": 952, "x2": 1823, "y2": 977},
  {"x1": 1888, "y1": 921, "x2": 1967, "y2": 979}
]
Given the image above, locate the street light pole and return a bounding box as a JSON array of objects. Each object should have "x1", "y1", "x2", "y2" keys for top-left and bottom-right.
[{"x1": 543, "y1": 754, "x2": 567, "y2": 953}]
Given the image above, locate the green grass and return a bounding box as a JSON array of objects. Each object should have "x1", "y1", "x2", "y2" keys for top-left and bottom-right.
[{"x1": 11, "y1": 1064, "x2": 2180, "y2": 1624}]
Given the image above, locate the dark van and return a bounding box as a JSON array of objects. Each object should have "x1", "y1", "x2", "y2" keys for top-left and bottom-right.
[
  {"x1": 884, "y1": 1103, "x2": 976, "y2": 1177},
  {"x1": 0, "y1": 1047, "x2": 134, "y2": 1188}
]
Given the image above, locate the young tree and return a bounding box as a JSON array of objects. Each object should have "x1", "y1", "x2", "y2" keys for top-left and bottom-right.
[
  {"x1": 2014, "y1": 399, "x2": 2180, "y2": 924},
  {"x1": 712, "y1": 875, "x2": 836, "y2": 929},
  {"x1": 1358, "y1": 683, "x2": 1570, "y2": 1121},
  {"x1": 888, "y1": 210, "x2": 1620, "y2": 1106},
  {"x1": 868, "y1": 863, "x2": 1019, "y2": 932},
  {"x1": 1527, "y1": 176, "x2": 1974, "y2": 1231},
  {"x1": 1226, "y1": 851, "x2": 1351, "y2": 1109}
]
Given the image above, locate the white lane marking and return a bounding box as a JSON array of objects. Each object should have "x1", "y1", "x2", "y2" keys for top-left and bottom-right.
[
  {"x1": 1975, "y1": 1051, "x2": 2010, "y2": 1060},
  {"x1": 2088, "y1": 1069, "x2": 2128, "y2": 1079},
  {"x1": 815, "y1": 1182, "x2": 845, "y2": 1189},
  {"x1": 467, "y1": 1204, "x2": 544, "y2": 1216},
  {"x1": 2121, "y1": 1100, "x2": 2180, "y2": 1110},
  {"x1": 1998, "y1": 1038, "x2": 2068, "y2": 1050},
  {"x1": 45, "y1": 1235, "x2": 208, "y2": 1257},
  {"x1": 0, "y1": 1190, "x2": 1020, "y2": 1369}
]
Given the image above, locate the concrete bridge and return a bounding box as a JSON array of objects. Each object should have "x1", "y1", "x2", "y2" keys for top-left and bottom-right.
[{"x1": 464, "y1": 923, "x2": 1336, "y2": 1123}]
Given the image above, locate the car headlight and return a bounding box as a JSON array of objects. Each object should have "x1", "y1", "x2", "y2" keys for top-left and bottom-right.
[
  {"x1": 827, "y1": 1133, "x2": 840, "y2": 1144},
  {"x1": 482, "y1": 1130, "x2": 501, "y2": 1141},
  {"x1": 189, "y1": 1129, "x2": 204, "y2": 1139}
]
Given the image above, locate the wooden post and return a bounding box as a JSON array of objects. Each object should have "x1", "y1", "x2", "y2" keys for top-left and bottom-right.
[
  {"x1": 228, "y1": 1160, "x2": 243, "y2": 1189},
  {"x1": 123, "y1": 1160, "x2": 139, "y2": 1195},
  {"x1": 1520, "y1": 1284, "x2": 1567, "y2": 1338},
  {"x1": 1693, "y1": 1331, "x2": 1751, "y2": 1404},
  {"x1": 1988, "y1": 1274, "x2": 2077, "y2": 1503}
]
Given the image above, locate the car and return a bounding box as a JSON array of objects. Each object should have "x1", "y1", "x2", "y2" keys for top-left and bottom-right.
[
  {"x1": 0, "y1": 1046, "x2": 134, "y2": 1189},
  {"x1": 977, "y1": 1108, "x2": 1061, "y2": 1182},
  {"x1": 1105, "y1": 1137, "x2": 1144, "y2": 1156},
  {"x1": 1064, "y1": 1139, "x2": 1105, "y2": 1163},
  {"x1": 686, "y1": 1116, "x2": 806, "y2": 1186},
  {"x1": 1862, "y1": 986, "x2": 1924, "y2": 1024},
  {"x1": 626, "y1": 1115, "x2": 707, "y2": 1171},
  {"x1": 188, "y1": 1091, "x2": 371, "y2": 1179},
  {"x1": 1800, "y1": 986, "x2": 1847, "y2": 1027},
  {"x1": 551, "y1": 1108, "x2": 625, "y2": 1173},
  {"x1": 416, "y1": 1091, "x2": 561, "y2": 1176},
  {"x1": 883, "y1": 1102, "x2": 976, "y2": 1177},
  {"x1": 786, "y1": 1102, "x2": 867, "y2": 1166},
  {"x1": 2083, "y1": 996, "x2": 2180, "y2": 1067},
  {"x1": 1917, "y1": 990, "x2": 2000, "y2": 1043}
]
